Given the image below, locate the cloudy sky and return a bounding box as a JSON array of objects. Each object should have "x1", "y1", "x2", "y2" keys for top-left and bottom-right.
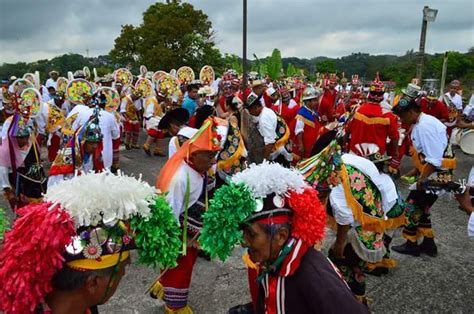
[{"x1": 0, "y1": 0, "x2": 472, "y2": 63}]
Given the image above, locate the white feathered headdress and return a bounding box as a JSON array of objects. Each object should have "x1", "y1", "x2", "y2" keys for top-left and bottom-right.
[{"x1": 44, "y1": 171, "x2": 157, "y2": 227}]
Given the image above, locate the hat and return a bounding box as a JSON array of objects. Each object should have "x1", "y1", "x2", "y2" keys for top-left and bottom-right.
[
  {"x1": 302, "y1": 86, "x2": 322, "y2": 101},
  {"x1": 0, "y1": 172, "x2": 182, "y2": 313},
  {"x1": 198, "y1": 161, "x2": 326, "y2": 261},
  {"x1": 251, "y1": 79, "x2": 265, "y2": 88},
  {"x1": 157, "y1": 108, "x2": 190, "y2": 130},
  {"x1": 73, "y1": 70, "x2": 86, "y2": 79},
  {"x1": 392, "y1": 96, "x2": 419, "y2": 115},
  {"x1": 351, "y1": 74, "x2": 360, "y2": 85},
  {"x1": 198, "y1": 85, "x2": 216, "y2": 97},
  {"x1": 9, "y1": 75, "x2": 17, "y2": 81},
  {"x1": 353, "y1": 143, "x2": 391, "y2": 163},
  {"x1": 245, "y1": 92, "x2": 261, "y2": 108},
  {"x1": 49, "y1": 70, "x2": 59, "y2": 76},
  {"x1": 156, "y1": 117, "x2": 222, "y2": 192},
  {"x1": 266, "y1": 86, "x2": 278, "y2": 97},
  {"x1": 401, "y1": 83, "x2": 421, "y2": 99},
  {"x1": 82, "y1": 112, "x2": 103, "y2": 143},
  {"x1": 426, "y1": 89, "x2": 438, "y2": 100}
]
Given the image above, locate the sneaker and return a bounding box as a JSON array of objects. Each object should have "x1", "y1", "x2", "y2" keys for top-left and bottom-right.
[
  {"x1": 392, "y1": 241, "x2": 420, "y2": 257},
  {"x1": 419, "y1": 237, "x2": 438, "y2": 257}
]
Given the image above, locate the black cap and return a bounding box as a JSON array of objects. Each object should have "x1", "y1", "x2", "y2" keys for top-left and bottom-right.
[{"x1": 158, "y1": 108, "x2": 190, "y2": 129}]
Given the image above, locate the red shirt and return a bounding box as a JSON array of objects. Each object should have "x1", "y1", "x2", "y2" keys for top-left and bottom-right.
[
  {"x1": 419, "y1": 97, "x2": 449, "y2": 121},
  {"x1": 347, "y1": 102, "x2": 399, "y2": 156},
  {"x1": 319, "y1": 89, "x2": 337, "y2": 121}
]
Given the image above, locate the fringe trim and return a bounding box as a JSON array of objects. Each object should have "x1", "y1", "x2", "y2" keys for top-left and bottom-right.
[
  {"x1": 242, "y1": 252, "x2": 258, "y2": 270},
  {"x1": 164, "y1": 305, "x2": 193, "y2": 314},
  {"x1": 339, "y1": 165, "x2": 386, "y2": 233},
  {"x1": 366, "y1": 258, "x2": 398, "y2": 271},
  {"x1": 150, "y1": 281, "x2": 164, "y2": 300}
]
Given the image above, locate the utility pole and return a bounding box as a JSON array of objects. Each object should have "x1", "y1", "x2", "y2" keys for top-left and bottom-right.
[
  {"x1": 416, "y1": 6, "x2": 438, "y2": 82},
  {"x1": 242, "y1": 0, "x2": 248, "y2": 98},
  {"x1": 86, "y1": 48, "x2": 89, "y2": 58}
]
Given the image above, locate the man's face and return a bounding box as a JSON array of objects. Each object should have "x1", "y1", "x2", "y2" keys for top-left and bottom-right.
[
  {"x1": 88, "y1": 257, "x2": 131, "y2": 305},
  {"x1": 242, "y1": 222, "x2": 289, "y2": 264},
  {"x1": 252, "y1": 84, "x2": 265, "y2": 96},
  {"x1": 51, "y1": 73, "x2": 58, "y2": 80},
  {"x1": 189, "y1": 150, "x2": 217, "y2": 173},
  {"x1": 188, "y1": 88, "x2": 199, "y2": 100},
  {"x1": 248, "y1": 104, "x2": 263, "y2": 117},
  {"x1": 306, "y1": 98, "x2": 319, "y2": 111},
  {"x1": 168, "y1": 122, "x2": 182, "y2": 136},
  {"x1": 329, "y1": 81, "x2": 336, "y2": 90},
  {"x1": 398, "y1": 110, "x2": 417, "y2": 125},
  {"x1": 48, "y1": 87, "x2": 56, "y2": 96},
  {"x1": 116, "y1": 85, "x2": 123, "y2": 93},
  {"x1": 449, "y1": 86, "x2": 458, "y2": 95}
]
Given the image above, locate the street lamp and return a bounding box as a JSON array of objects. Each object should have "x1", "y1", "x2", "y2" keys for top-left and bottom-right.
[{"x1": 416, "y1": 5, "x2": 438, "y2": 81}]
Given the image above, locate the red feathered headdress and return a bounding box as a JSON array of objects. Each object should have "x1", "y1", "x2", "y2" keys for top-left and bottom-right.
[{"x1": 0, "y1": 203, "x2": 76, "y2": 313}]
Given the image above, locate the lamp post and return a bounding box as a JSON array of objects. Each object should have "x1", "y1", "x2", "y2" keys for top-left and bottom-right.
[{"x1": 416, "y1": 5, "x2": 438, "y2": 81}]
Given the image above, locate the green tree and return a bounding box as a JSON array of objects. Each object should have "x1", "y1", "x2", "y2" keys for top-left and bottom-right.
[
  {"x1": 266, "y1": 48, "x2": 283, "y2": 80},
  {"x1": 315, "y1": 59, "x2": 336, "y2": 74},
  {"x1": 109, "y1": 0, "x2": 222, "y2": 73}
]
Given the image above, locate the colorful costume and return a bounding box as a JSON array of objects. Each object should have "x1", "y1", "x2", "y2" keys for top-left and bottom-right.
[
  {"x1": 199, "y1": 162, "x2": 368, "y2": 313},
  {"x1": 0, "y1": 172, "x2": 181, "y2": 313},
  {"x1": 47, "y1": 109, "x2": 104, "y2": 187},
  {"x1": 121, "y1": 94, "x2": 141, "y2": 149},
  {"x1": 153, "y1": 117, "x2": 222, "y2": 313}
]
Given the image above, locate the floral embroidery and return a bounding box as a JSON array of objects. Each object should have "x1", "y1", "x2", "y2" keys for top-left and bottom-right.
[{"x1": 349, "y1": 171, "x2": 366, "y2": 192}]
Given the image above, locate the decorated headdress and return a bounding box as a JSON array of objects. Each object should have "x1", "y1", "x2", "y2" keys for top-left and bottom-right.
[
  {"x1": 368, "y1": 72, "x2": 385, "y2": 101},
  {"x1": 392, "y1": 96, "x2": 419, "y2": 115},
  {"x1": 245, "y1": 91, "x2": 260, "y2": 108},
  {"x1": 0, "y1": 172, "x2": 181, "y2": 313},
  {"x1": 401, "y1": 83, "x2": 421, "y2": 99},
  {"x1": 176, "y1": 66, "x2": 195, "y2": 85},
  {"x1": 156, "y1": 117, "x2": 222, "y2": 192},
  {"x1": 353, "y1": 143, "x2": 391, "y2": 163},
  {"x1": 302, "y1": 86, "x2": 322, "y2": 101},
  {"x1": 198, "y1": 162, "x2": 326, "y2": 261},
  {"x1": 199, "y1": 65, "x2": 215, "y2": 85}
]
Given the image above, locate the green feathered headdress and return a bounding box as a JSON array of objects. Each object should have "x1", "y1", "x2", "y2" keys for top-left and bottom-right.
[
  {"x1": 199, "y1": 183, "x2": 256, "y2": 261},
  {"x1": 131, "y1": 194, "x2": 182, "y2": 269}
]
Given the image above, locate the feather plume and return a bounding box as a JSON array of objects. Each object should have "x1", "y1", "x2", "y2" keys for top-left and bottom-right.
[
  {"x1": 44, "y1": 171, "x2": 157, "y2": 227},
  {"x1": 231, "y1": 161, "x2": 305, "y2": 198}
]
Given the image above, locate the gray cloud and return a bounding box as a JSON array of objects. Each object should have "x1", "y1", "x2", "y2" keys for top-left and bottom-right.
[{"x1": 0, "y1": 0, "x2": 472, "y2": 63}]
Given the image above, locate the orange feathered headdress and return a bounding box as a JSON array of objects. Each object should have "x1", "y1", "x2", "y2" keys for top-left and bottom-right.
[{"x1": 156, "y1": 117, "x2": 222, "y2": 192}]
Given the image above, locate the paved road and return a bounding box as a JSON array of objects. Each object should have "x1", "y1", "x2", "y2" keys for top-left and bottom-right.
[{"x1": 2, "y1": 137, "x2": 473, "y2": 313}]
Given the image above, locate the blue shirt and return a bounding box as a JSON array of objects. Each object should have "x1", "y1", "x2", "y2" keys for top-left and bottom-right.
[{"x1": 182, "y1": 96, "x2": 197, "y2": 118}]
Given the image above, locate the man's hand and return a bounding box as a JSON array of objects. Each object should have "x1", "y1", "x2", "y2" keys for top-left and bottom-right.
[{"x1": 4, "y1": 188, "x2": 17, "y2": 209}]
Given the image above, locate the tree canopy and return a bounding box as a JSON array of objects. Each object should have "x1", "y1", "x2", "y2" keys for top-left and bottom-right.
[{"x1": 109, "y1": 0, "x2": 223, "y2": 73}]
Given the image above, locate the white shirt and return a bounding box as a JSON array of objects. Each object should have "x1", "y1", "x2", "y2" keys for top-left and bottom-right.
[
  {"x1": 257, "y1": 107, "x2": 278, "y2": 145},
  {"x1": 330, "y1": 154, "x2": 398, "y2": 226},
  {"x1": 411, "y1": 113, "x2": 447, "y2": 168},
  {"x1": 34, "y1": 102, "x2": 50, "y2": 135},
  {"x1": 168, "y1": 127, "x2": 198, "y2": 158},
  {"x1": 166, "y1": 161, "x2": 205, "y2": 220},
  {"x1": 443, "y1": 92, "x2": 463, "y2": 110},
  {"x1": 45, "y1": 78, "x2": 57, "y2": 89},
  {"x1": 73, "y1": 108, "x2": 120, "y2": 168}
]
